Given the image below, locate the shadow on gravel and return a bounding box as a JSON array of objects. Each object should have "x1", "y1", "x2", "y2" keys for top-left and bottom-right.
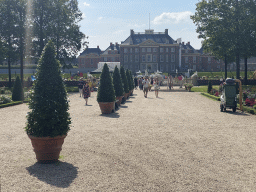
[
  {"x1": 119, "y1": 105, "x2": 128, "y2": 108},
  {"x1": 100, "y1": 112, "x2": 120, "y2": 118},
  {"x1": 125, "y1": 100, "x2": 132, "y2": 103},
  {"x1": 224, "y1": 111, "x2": 250, "y2": 116},
  {"x1": 26, "y1": 161, "x2": 78, "y2": 188}
]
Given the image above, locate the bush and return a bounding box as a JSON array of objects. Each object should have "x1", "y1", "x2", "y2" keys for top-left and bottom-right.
[
  {"x1": 113, "y1": 66, "x2": 124, "y2": 97},
  {"x1": 12, "y1": 76, "x2": 24, "y2": 101},
  {"x1": 0, "y1": 95, "x2": 11, "y2": 104},
  {"x1": 126, "y1": 69, "x2": 132, "y2": 91},
  {"x1": 120, "y1": 66, "x2": 129, "y2": 94},
  {"x1": 25, "y1": 41, "x2": 71, "y2": 137},
  {"x1": 97, "y1": 63, "x2": 116, "y2": 102},
  {"x1": 208, "y1": 80, "x2": 212, "y2": 93}
]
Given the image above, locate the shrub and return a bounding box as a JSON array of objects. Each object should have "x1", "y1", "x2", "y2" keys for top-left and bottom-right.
[
  {"x1": 129, "y1": 70, "x2": 134, "y2": 90},
  {"x1": 126, "y1": 69, "x2": 132, "y2": 91},
  {"x1": 120, "y1": 66, "x2": 129, "y2": 94},
  {"x1": 12, "y1": 76, "x2": 24, "y2": 101},
  {"x1": 97, "y1": 63, "x2": 116, "y2": 102},
  {"x1": 113, "y1": 66, "x2": 124, "y2": 97},
  {"x1": 208, "y1": 80, "x2": 212, "y2": 93},
  {"x1": 25, "y1": 41, "x2": 71, "y2": 137},
  {"x1": 0, "y1": 96, "x2": 11, "y2": 104}
]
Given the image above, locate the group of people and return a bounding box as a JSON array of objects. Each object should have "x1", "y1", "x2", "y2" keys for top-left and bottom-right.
[
  {"x1": 78, "y1": 78, "x2": 91, "y2": 105},
  {"x1": 134, "y1": 76, "x2": 160, "y2": 98}
]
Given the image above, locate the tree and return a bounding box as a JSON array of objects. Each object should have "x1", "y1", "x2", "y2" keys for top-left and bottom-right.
[
  {"x1": 12, "y1": 76, "x2": 24, "y2": 101},
  {"x1": 0, "y1": 0, "x2": 20, "y2": 87},
  {"x1": 97, "y1": 63, "x2": 116, "y2": 102},
  {"x1": 120, "y1": 66, "x2": 129, "y2": 94},
  {"x1": 113, "y1": 66, "x2": 124, "y2": 97},
  {"x1": 191, "y1": 0, "x2": 256, "y2": 80},
  {"x1": 126, "y1": 69, "x2": 132, "y2": 91},
  {"x1": 25, "y1": 41, "x2": 71, "y2": 137}
]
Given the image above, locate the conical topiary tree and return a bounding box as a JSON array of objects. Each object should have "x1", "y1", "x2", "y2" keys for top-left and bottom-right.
[
  {"x1": 120, "y1": 66, "x2": 129, "y2": 94},
  {"x1": 113, "y1": 66, "x2": 124, "y2": 97},
  {"x1": 25, "y1": 41, "x2": 71, "y2": 137},
  {"x1": 129, "y1": 70, "x2": 134, "y2": 90},
  {"x1": 126, "y1": 69, "x2": 132, "y2": 91},
  {"x1": 208, "y1": 80, "x2": 212, "y2": 93},
  {"x1": 97, "y1": 63, "x2": 116, "y2": 102},
  {"x1": 12, "y1": 76, "x2": 24, "y2": 101}
]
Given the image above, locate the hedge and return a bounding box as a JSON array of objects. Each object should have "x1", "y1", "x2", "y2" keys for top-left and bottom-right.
[{"x1": 0, "y1": 101, "x2": 23, "y2": 108}]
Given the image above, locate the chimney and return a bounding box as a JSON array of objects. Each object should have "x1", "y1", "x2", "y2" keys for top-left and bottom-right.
[
  {"x1": 187, "y1": 42, "x2": 190, "y2": 45},
  {"x1": 165, "y1": 29, "x2": 168, "y2": 35},
  {"x1": 110, "y1": 42, "x2": 113, "y2": 46},
  {"x1": 130, "y1": 29, "x2": 134, "y2": 36},
  {"x1": 115, "y1": 42, "x2": 118, "y2": 45},
  {"x1": 182, "y1": 42, "x2": 184, "y2": 45},
  {"x1": 97, "y1": 45, "x2": 99, "y2": 49}
]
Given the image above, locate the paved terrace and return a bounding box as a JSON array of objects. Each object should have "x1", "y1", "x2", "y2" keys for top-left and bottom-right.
[{"x1": 1, "y1": 87, "x2": 256, "y2": 191}]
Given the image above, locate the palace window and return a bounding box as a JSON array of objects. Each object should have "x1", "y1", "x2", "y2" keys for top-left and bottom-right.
[
  {"x1": 135, "y1": 48, "x2": 139, "y2": 53},
  {"x1": 171, "y1": 47, "x2": 175, "y2": 52},
  {"x1": 111, "y1": 57, "x2": 115, "y2": 62},
  {"x1": 153, "y1": 48, "x2": 157, "y2": 52},
  {"x1": 147, "y1": 48, "x2": 151, "y2": 52},
  {"x1": 160, "y1": 48, "x2": 164, "y2": 52},
  {"x1": 166, "y1": 48, "x2": 169, "y2": 52},
  {"x1": 130, "y1": 55, "x2": 132, "y2": 62},
  {"x1": 142, "y1": 48, "x2": 146, "y2": 52},
  {"x1": 166, "y1": 55, "x2": 168, "y2": 62},
  {"x1": 135, "y1": 55, "x2": 139, "y2": 62},
  {"x1": 90, "y1": 59, "x2": 93, "y2": 65},
  {"x1": 142, "y1": 55, "x2": 146, "y2": 62},
  {"x1": 124, "y1": 55, "x2": 128, "y2": 62},
  {"x1": 160, "y1": 64, "x2": 164, "y2": 71},
  {"x1": 104, "y1": 57, "x2": 107, "y2": 62},
  {"x1": 208, "y1": 57, "x2": 211, "y2": 63},
  {"x1": 153, "y1": 55, "x2": 157, "y2": 62},
  {"x1": 147, "y1": 54, "x2": 152, "y2": 62},
  {"x1": 160, "y1": 55, "x2": 164, "y2": 62},
  {"x1": 171, "y1": 54, "x2": 175, "y2": 62},
  {"x1": 130, "y1": 48, "x2": 133, "y2": 53},
  {"x1": 185, "y1": 57, "x2": 188, "y2": 63},
  {"x1": 193, "y1": 56, "x2": 196, "y2": 63},
  {"x1": 124, "y1": 48, "x2": 128, "y2": 53},
  {"x1": 171, "y1": 64, "x2": 175, "y2": 71}
]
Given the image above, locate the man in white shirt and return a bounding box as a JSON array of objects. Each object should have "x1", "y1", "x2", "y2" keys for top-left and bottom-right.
[{"x1": 142, "y1": 77, "x2": 150, "y2": 98}]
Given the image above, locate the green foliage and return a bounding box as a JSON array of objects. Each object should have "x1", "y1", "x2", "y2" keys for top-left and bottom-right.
[
  {"x1": 0, "y1": 101, "x2": 22, "y2": 108},
  {"x1": 25, "y1": 41, "x2": 71, "y2": 137},
  {"x1": 126, "y1": 69, "x2": 132, "y2": 91},
  {"x1": 129, "y1": 70, "x2": 134, "y2": 90},
  {"x1": 113, "y1": 66, "x2": 124, "y2": 97},
  {"x1": 97, "y1": 64, "x2": 115, "y2": 102},
  {"x1": 12, "y1": 76, "x2": 24, "y2": 101},
  {"x1": 208, "y1": 80, "x2": 212, "y2": 93},
  {"x1": 0, "y1": 95, "x2": 11, "y2": 104},
  {"x1": 120, "y1": 66, "x2": 129, "y2": 93}
]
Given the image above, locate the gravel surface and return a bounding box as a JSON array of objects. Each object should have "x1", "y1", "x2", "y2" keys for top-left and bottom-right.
[{"x1": 1, "y1": 86, "x2": 256, "y2": 192}]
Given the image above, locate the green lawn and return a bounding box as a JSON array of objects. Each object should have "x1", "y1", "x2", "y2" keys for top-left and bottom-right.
[{"x1": 191, "y1": 85, "x2": 219, "y2": 92}]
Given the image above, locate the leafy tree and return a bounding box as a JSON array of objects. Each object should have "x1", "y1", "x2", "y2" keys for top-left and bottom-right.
[
  {"x1": 12, "y1": 76, "x2": 24, "y2": 101},
  {"x1": 25, "y1": 41, "x2": 71, "y2": 137},
  {"x1": 126, "y1": 69, "x2": 132, "y2": 91},
  {"x1": 113, "y1": 66, "x2": 124, "y2": 97},
  {"x1": 97, "y1": 63, "x2": 116, "y2": 102},
  {"x1": 120, "y1": 66, "x2": 129, "y2": 94},
  {"x1": 191, "y1": 0, "x2": 256, "y2": 80}
]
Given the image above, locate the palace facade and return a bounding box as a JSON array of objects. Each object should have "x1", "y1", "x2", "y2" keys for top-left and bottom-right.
[{"x1": 78, "y1": 29, "x2": 226, "y2": 74}]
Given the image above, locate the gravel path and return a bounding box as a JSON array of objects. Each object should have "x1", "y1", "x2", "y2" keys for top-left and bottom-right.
[{"x1": 1, "y1": 87, "x2": 256, "y2": 192}]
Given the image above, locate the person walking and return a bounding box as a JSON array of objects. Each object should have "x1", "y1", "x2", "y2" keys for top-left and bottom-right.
[
  {"x1": 154, "y1": 78, "x2": 160, "y2": 98},
  {"x1": 78, "y1": 78, "x2": 84, "y2": 97},
  {"x1": 82, "y1": 81, "x2": 91, "y2": 105},
  {"x1": 134, "y1": 77, "x2": 138, "y2": 90},
  {"x1": 142, "y1": 77, "x2": 150, "y2": 98},
  {"x1": 139, "y1": 77, "x2": 143, "y2": 90}
]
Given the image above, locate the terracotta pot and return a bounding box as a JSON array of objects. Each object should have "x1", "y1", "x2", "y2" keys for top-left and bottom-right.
[
  {"x1": 98, "y1": 102, "x2": 115, "y2": 114},
  {"x1": 28, "y1": 135, "x2": 66, "y2": 164},
  {"x1": 124, "y1": 93, "x2": 129, "y2": 100},
  {"x1": 116, "y1": 96, "x2": 123, "y2": 106}
]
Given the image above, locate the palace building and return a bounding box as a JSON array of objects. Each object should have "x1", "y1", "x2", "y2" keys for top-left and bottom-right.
[{"x1": 77, "y1": 29, "x2": 226, "y2": 74}]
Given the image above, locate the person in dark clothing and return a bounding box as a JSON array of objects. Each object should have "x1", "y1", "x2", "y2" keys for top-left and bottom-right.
[{"x1": 134, "y1": 77, "x2": 138, "y2": 89}]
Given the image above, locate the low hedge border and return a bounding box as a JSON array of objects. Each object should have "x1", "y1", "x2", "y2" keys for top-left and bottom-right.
[
  {"x1": 201, "y1": 92, "x2": 220, "y2": 101},
  {"x1": 201, "y1": 93, "x2": 256, "y2": 115},
  {"x1": 0, "y1": 101, "x2": 23, "y2": 108}
]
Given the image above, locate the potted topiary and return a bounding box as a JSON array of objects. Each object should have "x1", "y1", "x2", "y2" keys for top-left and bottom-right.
[
  {"x1": 12, "y1": 76, "x2": 24, "y2": 101},
  {"x1": 126, "y1": 69, "x2": 132, "y2": 96},
  {"x1": 25, "y1": 41, "x2": 71, "y2": 164},
  {"x1": 187, "y1": 83, "x2": 193, "y2": 92},
  {"x1": 113, "y1": 66, "x2": 124, "y2": 106},
  {"x1": 97, "y1": 63, "x2": 116, "y2": 114},
  {"x1": 120, "y1": 66, "x2": 129, "y2": 100}
]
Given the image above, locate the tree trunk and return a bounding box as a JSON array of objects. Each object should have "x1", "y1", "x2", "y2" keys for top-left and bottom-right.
[
  {"x1": 225, "y1": 55, "x2": 227, "y2": 80},
  {"x1": 244, "y1": 57, "x2": 248, "y2": 85}
]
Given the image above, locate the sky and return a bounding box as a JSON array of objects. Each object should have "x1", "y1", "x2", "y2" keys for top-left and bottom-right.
[{"x1": 77, "y1": 0, "x2": 203, "y2": 52}]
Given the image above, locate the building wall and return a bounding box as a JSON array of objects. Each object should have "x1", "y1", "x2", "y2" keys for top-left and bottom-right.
[{"x1": 78, "y1": 53, "x2": 101, "y2": 69}]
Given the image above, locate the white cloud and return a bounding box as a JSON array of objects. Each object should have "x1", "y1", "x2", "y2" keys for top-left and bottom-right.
[
  {"x1": 98, "y1": 17, "x2": 103, "y2": 20},
  {"x1": 82, "y1": 13, "x2": 86, "y2": 19},
  {"x1": 83, "y1": 2, "x2": 90, "y2": 6},
  {"x1": 152, "y1": 11, "x2": 193, "y2": 25},
  {"x1": 113, "y1": 30, "x2": 125, "y2": 34}
]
